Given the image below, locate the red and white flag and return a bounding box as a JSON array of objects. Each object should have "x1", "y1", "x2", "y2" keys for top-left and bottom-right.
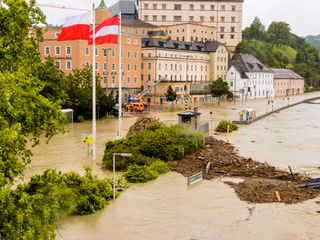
[
  {"x1": 89, "y1": 16, "x2": 119, "y2": 45},
  {"x1": 58, "y1": 12, "x2": 91, "y2": 41}
]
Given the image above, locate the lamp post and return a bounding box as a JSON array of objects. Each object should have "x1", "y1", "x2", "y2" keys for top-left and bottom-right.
[
  {"x1": 102, "y1": 48, "x2": 112, "y2": 96},
  {"x1": 112, "y1": 153, "x2": 132, "y2": 200}
]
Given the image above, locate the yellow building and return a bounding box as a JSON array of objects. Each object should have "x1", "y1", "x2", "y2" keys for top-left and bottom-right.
[{"x1": 155, "y1": 22, "x2": 217, "y2": 42}]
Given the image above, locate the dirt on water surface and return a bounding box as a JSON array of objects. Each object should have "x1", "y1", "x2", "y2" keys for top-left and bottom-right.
[{"x1": 170, "y1": 136, "x2": 320, "y2": 204}]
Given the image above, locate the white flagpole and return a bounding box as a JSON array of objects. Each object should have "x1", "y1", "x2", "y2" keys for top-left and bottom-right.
[
  {"x1": 117, "y1": 12, "x2": 122, "y2": 139},
  {"x1": 92, "y1": 4, "x2": 97, "y2": 160}
]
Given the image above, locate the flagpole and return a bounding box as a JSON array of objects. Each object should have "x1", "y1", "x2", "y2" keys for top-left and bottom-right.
[
  {"x1": 92, "y1": 4, "x2": 97, "y2": 160},
  {"x1": 117, "y1": 12, "x2": 122, "y2": 139}
]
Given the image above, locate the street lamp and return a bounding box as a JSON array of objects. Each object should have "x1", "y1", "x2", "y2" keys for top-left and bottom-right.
[
  {"x1": 102, "y1": 48, "x2": 112, "y2": 95},
  {"x1": 112, "y1": 153, "x2": 132, "y2": 200}
]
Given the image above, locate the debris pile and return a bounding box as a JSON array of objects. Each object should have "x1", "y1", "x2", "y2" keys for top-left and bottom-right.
[
  {"x1": 126, "y1": 116, "x2": 162, "y2": 136},
  {"x1": 170, "y1": 136, "x2": 320, "y2": 204}
]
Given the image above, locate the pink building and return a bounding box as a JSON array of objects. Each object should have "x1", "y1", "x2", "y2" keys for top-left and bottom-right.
[{"x1": 271, "y1": 68, "x2": 305, "y2": 97}]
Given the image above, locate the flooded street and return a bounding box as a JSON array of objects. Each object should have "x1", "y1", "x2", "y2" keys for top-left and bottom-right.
[{"x1": 25, "y1": 94, "x2": 320, "y2": 240}]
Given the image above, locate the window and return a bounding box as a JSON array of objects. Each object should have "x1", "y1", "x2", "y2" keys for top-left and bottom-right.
[
  {"x1": 162, "y1": 4, "x2": 166, "y2": 10},
  {"x1": 112, "y1": 49, "x2": 116, "y2": 57},
  {"x1": 55, "y1": 61, "x2": 61, "y2": 69},
  {"x1": 144, "y1": 4, "x2": 148, "y2": 9},
  {"x1": 85, "y1": 61, "x2": 90, "y2": 67},
  {"x1": 127, "y1": 64, "x2": 130, "y2": 71},
  {"x1": 221, "y1": 5, "x2": 225, "y2": 10},
  {"x1": 200, "y1": 16, "x2": 204, "y2": 22},
  {"x1": 158, "y1": 63, "x2": 161, "y2": 70},
  {"x1": 200, "y1": 5, "x2": 205, "y2": 10},
  {"x1": 104, "y1": 62, "x2": 107, "y2": 70},
  {"x1": 55, "y1": 32, "x2": 60, "y2": 38},
  {"x1": 152, "y1": 15, "x2": 157, "y2": 21},
  {"x1": 134, "y1": 52, "x2": 137, "y2": 59},
  {"x1": 103, "y1": 77, "x2": 107, "y2": 83},
  {"x1": 66, "y1": 60, "x2": 72, "y2": 70},
  {"x1": 112, "y1": 63, "x2": 116, "y2": 71},
  {"x1": 220, "y1": 16, "x2": 225, "y2": 22},
  {"x1": 141, "y1": 63, "x2": 144, "y2": 69},
  {"x1": 112, "y1": 76, "x2": 115, "y2": 84},
  {"x1": 174, "y1": 4, "x2": 182, "y2": 10},
  {"x1": 141, "y1": 75, "x2": 144, "y2": 81},
  {"x1": 148, "y1": 63, "x2": 151, "y2": 69},
  {"x1": 95, "y1": 48, "x2": 99, "y2": 56},
  {"x1": 127, "y1": 76, "x2": 130, "y2": 83},
  {"x1": 153, "y1": 4, "x2": 157, "y2": 10},
  {"x1": 231, "y1": 27, "x2": 235, "y2": 33},
  {"x1": 174, "y1": 16, "x2": 182, "y2": 22},
  {"x1": 95, "y1": 62, "x2": 99, "y2": 70},
  {"x1": 189, "y1": 16, "x2": 194, "y2": 22},
  {"x1": 134, "y1": 64, "x2": 137, "y2": 71},
  {"x1": 211, "y1": 5, "x2": 215, "y2": 10},
  {"x1": 210, "y1": 16, "x2": 214, "y2": 22},
  {"x1": 44, "y1": 46, "x2": 50, "y2": 55},
  {"x1": 231, "y1": 16, "x2": 236, "y2": 23},
  {"x1": 230, "y1": 81, "x2": 233, "y2": 87},
  {"x1": 148, "y1": 75, "x2": 151, "y2": 81},
  {"x1": 127, "y1": 51, "x2": 131, "y2": 58},
  {"x1": 220, "y1": 34, "x2": 224, "y2": 39},
  {"x1": 162, "y1": 15, "x2": 166, "y2": 21},
  {"x1": 55, "y1": 46, "x2": 61, "y2": 55},
  {"x1": 134, "y1": 77, "x2": 137, "y2": 83},
  {"x1": 144, "y1": 15, "x2": 148, "y2": 21},
  {"x1": 232, "y1": 5, "x2": 236, "y2": 11},
  {"x1": 220, "y1": 27, "x2": 225, "y2": 32},
  {"x1": 127, "y1": 38, "x2": 131, "y2": 44},
  {"x1": 189, "y1": 4, "x2": 194, "y2": 10},
  {"x1": 85, "y1": 47, "x2": 90, "y2": 55}
]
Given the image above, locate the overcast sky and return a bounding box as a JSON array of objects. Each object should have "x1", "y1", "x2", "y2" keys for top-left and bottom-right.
[{"x1": 38, "y1": 0, "x2": 319, "y2": 37}]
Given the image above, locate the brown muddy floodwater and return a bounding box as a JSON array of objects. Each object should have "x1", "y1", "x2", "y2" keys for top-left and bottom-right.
[{"x1": 25, "y1": 94, "x2": 320, "y2": 240}]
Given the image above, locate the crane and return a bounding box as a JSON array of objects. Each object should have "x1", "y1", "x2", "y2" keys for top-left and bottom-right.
[{"x1": 36, "y1": 2, "x2": 89, "y2": 11}]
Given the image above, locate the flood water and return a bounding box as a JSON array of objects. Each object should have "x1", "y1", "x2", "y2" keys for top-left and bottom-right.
[{"x1": 25, "y1": 94, "x2": 320, "y2": 240}]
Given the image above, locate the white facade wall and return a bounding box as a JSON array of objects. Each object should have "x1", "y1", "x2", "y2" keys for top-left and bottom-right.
[{"x1": 227, "y1": 66, "x2": 275, "y2": 99}]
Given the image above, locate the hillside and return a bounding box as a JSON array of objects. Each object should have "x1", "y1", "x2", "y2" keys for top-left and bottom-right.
[
  {"x1": 236, "y1": 39, "x2": 297, "y2": 68},
  {"x1": 305, "y1": 35, "x2": 320, "y2": 51}
]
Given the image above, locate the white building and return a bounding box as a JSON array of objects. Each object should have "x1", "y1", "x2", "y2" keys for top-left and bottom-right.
[{"x1": 226, "y1": 53, "x2": 274, "y2": 99}]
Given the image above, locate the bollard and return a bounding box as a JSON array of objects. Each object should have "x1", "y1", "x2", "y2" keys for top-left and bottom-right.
[{"x1": 226, "y1": 125, "x2": 230, "y2": 143}]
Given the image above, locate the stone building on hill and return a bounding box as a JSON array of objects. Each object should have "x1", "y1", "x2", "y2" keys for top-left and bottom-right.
[{"x1": 137, "y1": 0, "x2": 244, "y2": 51}]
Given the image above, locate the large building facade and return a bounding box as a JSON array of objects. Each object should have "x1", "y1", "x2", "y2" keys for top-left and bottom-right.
[
  {"x1": 138, "y1": 0, "x2": 243, "y2": 51},
  {"x1": 39, "y1": 3, "x2": 142, "y2": 98},
  {"x1": 141, "y1": 38, "x2": 228, "y2": 103}
]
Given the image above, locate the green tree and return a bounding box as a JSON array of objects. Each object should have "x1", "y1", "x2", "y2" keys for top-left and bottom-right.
[
  {"x1": 64, "y1": 66, "x2": 115, "y2": 120},
  {"x1": 243, "y1": 17, "x2": 266, "y2": 41},
  {"x1": 0, "y1": 0, "x2": 66, "y2": 186},
  {"x1": 36, "y1": 57, "x2": 68, "y2": 103},
  {"x1": 209, "y1": 78, "x2": 230, "y2": 104},
  {"x1": 0, "y1": 0, "x2": 45, "y2": 72},
  {"x1": 267, "y1": 21, "x2": 291, "y2": 46},
  {"x1": 165, "y1": 85, "x2": 177, "y2": 102}
]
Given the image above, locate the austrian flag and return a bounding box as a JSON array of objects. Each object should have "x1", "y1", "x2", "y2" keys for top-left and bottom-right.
[
  {"x1": 89, "y1": 16, "x2": 119, "y2": 45},
  {"x1": 57, "y1": 12, "x2": 91, "y2": 41}
]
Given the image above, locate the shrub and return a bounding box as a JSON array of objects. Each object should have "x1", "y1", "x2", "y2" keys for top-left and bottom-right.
[
  {"x1": 215, "y1": 120, "x2": 239, "y2": 132},
  {"x1": 124, "y1": 165, "x2": 159, "y2": 183},
  {"x1": 149, "y1": 160, "x2": 170, "y2": 174},
  {"x1": 103, "y1": 123, "x2": 205, "y2": 171},
  {"x1": 76, "y1": 115, "x2": 85, "y2": 122}
]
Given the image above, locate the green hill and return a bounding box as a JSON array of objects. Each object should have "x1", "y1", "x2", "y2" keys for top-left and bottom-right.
[
  {"x1": 305, "y1": 35, "x2": 320, "y2": 52},
  {"x1": 236, "y1": 39, "x2": 297, "y2": 68},
  {"x1": 272, "y1": 45, "x2": 297, "y2": 66}
]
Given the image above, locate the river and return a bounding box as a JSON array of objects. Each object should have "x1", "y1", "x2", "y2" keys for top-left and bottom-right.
[{"x1": 25, "y1": 94, "x2": 320, "y2": 240}]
